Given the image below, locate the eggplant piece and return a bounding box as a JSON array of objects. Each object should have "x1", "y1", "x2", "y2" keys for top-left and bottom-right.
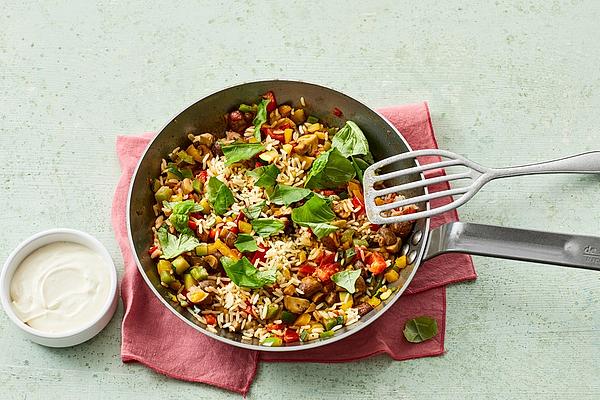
[{"x1": 283, "y1": 296, "x2": 311, "y2": 314}]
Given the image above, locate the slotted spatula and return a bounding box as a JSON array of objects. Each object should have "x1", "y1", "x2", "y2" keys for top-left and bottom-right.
[{"x1": 363, "y1": 149, "x2": 600, "y2": 225}]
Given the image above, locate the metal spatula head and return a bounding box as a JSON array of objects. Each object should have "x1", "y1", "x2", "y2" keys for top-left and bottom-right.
[
  {"x1": 363, "y1": 149, "x2": 484, "y2": 225},
  {"x1": 363, "y1": 149, "x2": 600, "y2": 225}
]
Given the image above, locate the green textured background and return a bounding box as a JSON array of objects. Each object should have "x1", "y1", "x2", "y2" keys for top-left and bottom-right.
[{"x1": 1, "y1": 1, "x2": 599, "y2": 399}]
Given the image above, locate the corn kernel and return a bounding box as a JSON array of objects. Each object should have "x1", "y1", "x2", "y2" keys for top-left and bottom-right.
[{"x1": 282, "y1": 144, "x2": 293, "y2": 155}]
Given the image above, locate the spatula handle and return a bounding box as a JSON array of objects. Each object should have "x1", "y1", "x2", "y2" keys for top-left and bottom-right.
[
  {"x1": 425, "y1": 222, "x2": 600, "y2": 271},
  {"x1": 491, "y1": 151, "x2": 600, "y2": 178}
]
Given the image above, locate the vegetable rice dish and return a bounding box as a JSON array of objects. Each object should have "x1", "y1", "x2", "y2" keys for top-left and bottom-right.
[{"x1": 148, "y1": 91, "x2": 416, "y2": 346}]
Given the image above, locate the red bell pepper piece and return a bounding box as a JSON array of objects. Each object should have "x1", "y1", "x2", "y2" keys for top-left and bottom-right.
[
  {"x1": 187, "y1": 220, "x2": 198, "y2": 230},
  {"x1": 351, "y1": 195, "x2": 365, "y2": 216},
  {"x1": 283, "y1": 328, "x2": 300, "y2": 343},
  {"x1": 333, "y1": 107, "x2": 343, "y2": 117},
  {"x1": 209, "y1": 228, "x2": 217, "y2": 240},
  {"x1": 250, "y1": 245, "x2": 268, "y2": 265},
  {"x1": 190, "y1": 212, "x2": 203, "y2": 220},
  {"x1": 262, "y1": 91, "x2": 277, "y2": 113},
  {"x1": 148, "y1": 245, "x2": 158, "y2": 255},
  {"x1": 316, "y1": 263, "x2": 340, "y2": 283},
  {"x1": 266, "y1": 323, "x2": 284, "y2": 332},
  {"x1": 261, "y1": 126, "x2": 284, "y2": 142},
  {"x1": 320, "y1": 190, "x2": 337, "y2": 196},
  {"x1": 367, "y1": 252, "x2": 387, "y2": 275},
  {"x1": 315, "y1": 250, "x2": 335, "y2": 266},
  {"x1": 298, "y1": 264, "x2": 316, "y2": 276},
  {"x1": 204, "y1": 314, "x2": 217, "y2": 325},
  {"x1": 198, "y1": 170, "x2": 208, "y2": 183}
]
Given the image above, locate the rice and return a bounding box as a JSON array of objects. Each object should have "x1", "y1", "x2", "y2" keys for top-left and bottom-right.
[{"x1": 149, "y1": 91, "x2": 414, "y2": 346}]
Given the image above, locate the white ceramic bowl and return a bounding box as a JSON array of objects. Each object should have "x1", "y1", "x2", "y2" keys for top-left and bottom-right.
[{"x1": 0, "y1": 229, "x2": 118, "y2": 347}]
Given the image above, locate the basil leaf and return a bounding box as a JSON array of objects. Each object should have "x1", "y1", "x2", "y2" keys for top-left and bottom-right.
[
  {"x1": 157, "y1": 226, "x2": 200, "y2": 259},
  {"x1": 221, "y1": 142, "x2": 265, "y2": 166},
  {"x1": 305, "y1": 148, "x2": 355, "y2": 189},
  {"x1": 166, "y1": 163, "x2": 193, "y2": 180},
  {"x1": 351, "y1": 156, "x2": 370, "y2": 184},
  {"x1": 248, "y1": 164, "x2": 279, "y2": 188},
  {"x1": 164, "y1": 200, "x2": 204, "y2": 214},
  {"x1": 403, "y1": 317, "x2": 439, "y2": 343},
  {"x1": 177, "y1": 150, "x2": 195, "y2": 164},
  {"x1": 206, "y1": 176, "x2": 235, "y2": 215},
  {"x1": 269, "y1": 185, "x2": 312, "y2": 206},
  {"x1": 331, "y1": 269, "x2": 362, "y2": 294},
  {"x1": 234, "y1": 234, "x2": 259, "y2": 252},
  {"x1": 164, "y1": 200, "x2": 204, "y2": 233},
  {"x1": 291, "y1": 195, "x2": 339, "y2": 239},
  {"x1": 221, "y1": 256, "x2": 276, "y2": 289},
  {"x1": 168, "y1": 214, "x2": 190, "y2": 234},
  {"x1": 251, "y1": 218, "x2": 285, "y2": 237},
  {"x1": 331, "y1": 121, "x2": 370, "y2": 158},
  {"x1": 243, "y1": 201, "x2": 266, "y2": 220},
  {"x1": 252, "y1": 98, "x2": 270, "y2": 141}
]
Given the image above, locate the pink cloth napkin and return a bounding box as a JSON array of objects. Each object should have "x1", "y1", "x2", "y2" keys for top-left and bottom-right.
[{"x1": 112, "y1": 102, "x2": 476, "y2": 395}]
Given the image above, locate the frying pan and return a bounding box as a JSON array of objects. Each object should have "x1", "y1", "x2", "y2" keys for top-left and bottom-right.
[{"x1": 127, "y1": 80, "x2": 600, "y2": 352}]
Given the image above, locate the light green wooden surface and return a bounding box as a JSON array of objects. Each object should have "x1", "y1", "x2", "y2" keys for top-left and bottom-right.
[{"x1": 1, "y1": 1, "x2": 599, "y2": 399}]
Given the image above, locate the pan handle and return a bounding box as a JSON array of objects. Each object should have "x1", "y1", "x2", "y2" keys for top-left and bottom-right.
[{"x1": 424, "y1": 222, "x2": 600, "y2": 271}]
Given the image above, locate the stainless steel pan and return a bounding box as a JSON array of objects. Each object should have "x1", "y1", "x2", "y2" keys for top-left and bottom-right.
[{"x1": 127, "y1": 80, "x2": 600, "y2": 352}]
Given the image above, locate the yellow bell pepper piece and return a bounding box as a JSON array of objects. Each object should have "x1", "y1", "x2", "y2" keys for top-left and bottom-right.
[
  {"x1": 367, "y1": 297, "x2": 381, "y2": 307},
  {"x1": 339, "y1": 292, "x2": 353, "y2": 310},
  {"x1": 187, "y1": 289, "x2": 208, "y2": 304},
  {"x1": 284, "y1": 128, "x2": 293, "y2": 143},
  {"x1": 384, "y1": 269, "x2": 399, "y2": 283},
  {"x1": 238, "y1": 220, "x2": 252, "y2": 234},
  {"x1": 293, "y1": 313, "x2": 311, "y2": 327},
  {"x1": 395, "y1": 255, "x2": 407, "y2": 269}
]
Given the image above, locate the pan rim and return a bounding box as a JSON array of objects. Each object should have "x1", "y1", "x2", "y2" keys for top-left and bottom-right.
[{"x1": 126, "y1": 79, "x2": 431, "y2": 352}]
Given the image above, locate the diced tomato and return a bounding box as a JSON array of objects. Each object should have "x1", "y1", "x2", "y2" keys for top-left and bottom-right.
[
  {"x1": 316, "y1": 263, "x2": 340, "y2": 283},
  {"x1": 298, "y1": 264, "x2": 316, "y2": 276},
  {"x1": 244, "y1": 301, "x2": 257, "y2": 318},
  {"x1": 351, "y1": 195, "x2": 365, "y2": 216},
  {"x1": 188, "y1": 220, "x2": 198, "y2": 230},
  {"x1": 147, "y1": 245, "x2": 158, "y2": 255},
  {"x1": 266, "y1": 323, "x2": 284, "y2": 332},
  {"x1": 198, "y1": 170, "x2": 208, "y2": 183},
  {"x1": 278, "y1": 123, "x2": 290, "y2": 130},
  {"x1": 261, "y1": 126, "x2": 284, "y2": 142},
  {"x1": 204, "y1": 314, "x2": 217, "y2": 325},
  {"x1": 283, "y1": 328, "x2": 300, "y2": 343},
  {"x1": 370, "y1": 224, "x2": 380, "y2": 231},
  {"x1": 367, "y1": 252, "x2": 387, "y2": 275},
  {"x1": 190, "y1": 212, "x2": 203, "y2": 220},
  {"x1": 255, "y1": 161, "x2": 264, "y2": 168},
  {"x1": 262, "y1": 91, "x2": 277, "y2": 113},
  {"x1": 333, "y1": 107, "x2": 343, "y2": 117}
]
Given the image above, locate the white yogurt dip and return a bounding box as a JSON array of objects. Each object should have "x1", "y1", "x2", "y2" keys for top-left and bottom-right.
[{"x1": 9, "y1": 241, "x2": 111, "y2": 334}]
